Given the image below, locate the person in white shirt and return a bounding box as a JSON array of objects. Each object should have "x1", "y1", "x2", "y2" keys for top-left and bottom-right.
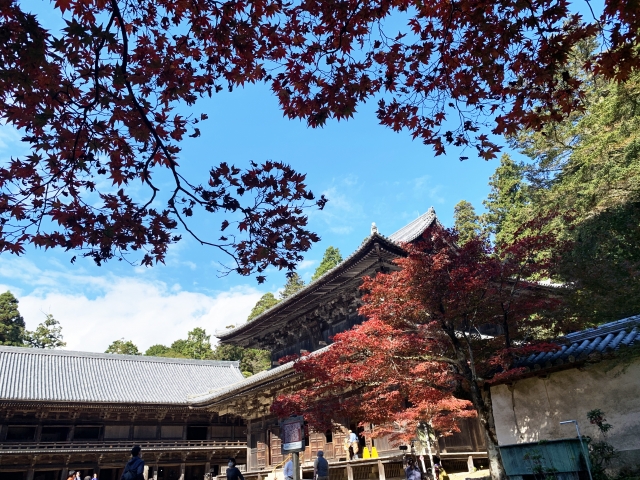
[{"x1": 283, "y1": 455, "x2": 294, "y2": 480}]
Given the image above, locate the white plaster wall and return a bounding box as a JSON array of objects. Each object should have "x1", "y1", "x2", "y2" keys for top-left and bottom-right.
[{"x1": 490, "y1": 360, "x2": 640, "y2": 456}]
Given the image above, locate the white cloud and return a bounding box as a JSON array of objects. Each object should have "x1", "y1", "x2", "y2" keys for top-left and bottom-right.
[
  {"x1": 0, "y1": 258, "x2": 263, "y2": 353},
  {"x1": 296, "y1": 259, "x2": 317, "y2": 271}
]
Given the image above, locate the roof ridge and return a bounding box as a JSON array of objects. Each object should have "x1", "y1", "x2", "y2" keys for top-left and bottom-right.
[
  {"x1": 563, "y1": 315, "x2": 640, "y2": 342},
  {"x1": 0, "y1": 346, "x2": 239, "y2": 367}
]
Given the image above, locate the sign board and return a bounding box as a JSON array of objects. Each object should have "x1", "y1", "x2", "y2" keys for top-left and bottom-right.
[{"x1": 280, "y1": 416, "x2": 305, "y2": 454}]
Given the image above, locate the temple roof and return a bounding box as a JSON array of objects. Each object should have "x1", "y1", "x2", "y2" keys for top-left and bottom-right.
[
  {"x1": 0, "y1": 346, "x2": 244, "y2": 405},
  {"x1": 515, "y1": 315, "x2": 640, "y2": 370},
  {"x1": 216, "y1": 208, "x2": 440, "y2": 346},
  {"x1": 388, "y1": 207, "x2": 437, "y2": 243}
]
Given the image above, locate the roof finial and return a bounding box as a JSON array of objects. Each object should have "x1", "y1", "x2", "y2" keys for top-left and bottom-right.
[
  {"x1": 427, "y1": 206, "x2": 436, "y2": 215},
  {"x1": 371, "y1": 222, "x2": 378, "y2": 235}
]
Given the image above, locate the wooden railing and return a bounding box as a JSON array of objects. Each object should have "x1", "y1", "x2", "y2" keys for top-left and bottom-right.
[{"x1": 0, "y1": 439, "x2": 247, "y2": 454}]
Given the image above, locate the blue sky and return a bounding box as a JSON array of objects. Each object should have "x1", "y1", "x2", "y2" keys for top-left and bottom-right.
[{"x1": 3, "y1": 0, "x2": 599, "y2": 353}]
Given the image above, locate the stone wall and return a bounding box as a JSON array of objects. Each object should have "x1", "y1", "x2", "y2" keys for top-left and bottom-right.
[{"x1": 490, "y1": 359, "x2": 640, "y2": 470}]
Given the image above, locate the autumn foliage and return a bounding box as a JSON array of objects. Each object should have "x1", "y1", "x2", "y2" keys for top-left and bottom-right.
[
  {"x1": 272, "y1": 220, "x2": 571, "y2": 478},
  {"x1": 0, "y1": 0, "x2": 638, "y2": 273}
]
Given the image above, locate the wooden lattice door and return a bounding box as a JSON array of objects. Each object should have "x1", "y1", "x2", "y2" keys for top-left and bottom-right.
[{"x1": 270, "y1": 431, "x2": 283, "y2": 467}]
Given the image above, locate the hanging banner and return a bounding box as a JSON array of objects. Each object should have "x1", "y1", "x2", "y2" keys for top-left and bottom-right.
[{"x1": 280, "y1": 416, "x2": 306, "y2": 454}]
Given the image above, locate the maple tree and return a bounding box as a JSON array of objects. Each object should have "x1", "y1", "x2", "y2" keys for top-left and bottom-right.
[
  {"x1": 272, "y1": 222, "x2": 572, "y2": 479},
  {"x1": 1, "y1": 0, "x2": 638, "y2": 275}
]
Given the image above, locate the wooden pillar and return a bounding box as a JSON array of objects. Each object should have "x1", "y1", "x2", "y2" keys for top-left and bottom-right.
[
  {"x1": 26, "y1": 468, "x2": 35, "y2": 480},
  {"x1": 179, "y1": 463, "x2": 186, "y2": 480},
  {"x1": 346, "y1": 464, "x2": 353, "y2": 480},
  {"x1": 377, "y1": 461, "x2": 386, "y2": 480},
  {"x1": 154, "y1": 464, "x2": 160, "y2": 480},
  {"x1": 205, "y1": 462, "x2": 211, "y2": 479},
  {"x1": 61, "y1": 468, "x2": 68, "y2": 480}
]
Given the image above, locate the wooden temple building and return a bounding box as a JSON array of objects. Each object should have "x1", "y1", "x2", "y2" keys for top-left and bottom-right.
[
  {"x1": 0, "y1": 348, "x2": 248, "y2": 480},
  {"x1": 190, "y1": 208, "x2": 487, "y2": 480},
  {"x1": 0, "y1": 208, "x2": 487, "y2": 480}
]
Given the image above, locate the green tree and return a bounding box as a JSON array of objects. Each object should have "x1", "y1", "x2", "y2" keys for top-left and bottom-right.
[
  {"x1": 280, "y1": 273, "x2": 305, "y2": 299},
  {"x1": 168, "y1": 328, "x2": 215, "y2": 359},
  {"x1": 509, "y1": 71, "x2": 640, "y2": 322},
  {"x1": 247, "y1": 292, "x2": 279, "y2": 321},
  {"x1": 453, "y1": 200, "x2": 481, "y2": 245},
  {"x1": 25, "y1": 314, "x2": 66, "y2": 349},
  {"x1": 312, "y1": 246, "x2": 343, "y2": 281},
  {"x1": 145, "y1": 344, "x2": 171, "y2": 357},
  {"x1": 482, "y1": 154, "x2": 529, "y2": 243},
  {"x1": 240, "y1": 349, "x2": 272, "y2": 376},
  {"x1": 0, "y1": 291, "x2": 26, "y2": 346},
  {"x1": 105, "y1": 339, "x2": 141, "y2": 355}
]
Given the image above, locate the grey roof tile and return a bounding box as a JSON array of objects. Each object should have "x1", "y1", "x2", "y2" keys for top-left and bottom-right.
[
  {"x1": 0, "y1": 346, "x2": 244, "y2": 405},
  {"x1": 515, "y1": 315, "x2": 640, "y2": 371},
  {"x1": 388, "y1": 207, "x2": 438, "y2": 244}
]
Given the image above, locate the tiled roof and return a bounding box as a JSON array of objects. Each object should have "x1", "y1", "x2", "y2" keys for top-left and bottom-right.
[
  {"x1": 516, "y1": 315, "x2": 640, "y2": 371},
  {"x1": 189, "y1": 346, "x2": 331, "y2": 407},
  {"x1": 388, "y1": 207, "x2": 438, "y2": 244},
  {"x1": 216, "y1": 208, "x2": 438, "y2": 342},
  {"x1": 0, "y1": 346, "x2": 244, "y2": 405}
]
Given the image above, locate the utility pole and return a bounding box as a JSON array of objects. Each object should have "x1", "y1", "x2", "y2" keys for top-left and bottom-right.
[{"x1": 293, "y1": 452, "x2": 300, "y2": 480}]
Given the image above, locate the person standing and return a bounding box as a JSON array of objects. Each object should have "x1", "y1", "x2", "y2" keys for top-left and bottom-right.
[
  {"x1": 283, "y1": 455, "x2": 294, "y2": 480},
  {"x1": 404, "y1": 459, "x2": 421, "y2": 480},
  {"x1": 121, "y1": 446, "x2": 145, "y2": 480},
  {"x1": 314, "y1": 451, "x2": 329, "y2": 480},
  {"x1": 348, "y1": 430, "x2": 359, "y2": 460},
  {"x1": 226, "y1": 458, "x2": 245, "y2": 480}
]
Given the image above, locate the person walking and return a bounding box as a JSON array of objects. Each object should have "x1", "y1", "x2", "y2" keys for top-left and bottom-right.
[
  {"x1": 66, "y1": 471, "x2": 75, "y2": 480},
  {"x1": 283, "y1": 455, "x2": 294, "y2": 480},
  {"x1": 121, "y1": 446, "x2": 145, "y2": 480},
  {"x1": 314, "y1": 451, "x2": 329, "y2": 480},
  {"x1": 226, "y1": 458, "x2": 245, "y2": 480}
]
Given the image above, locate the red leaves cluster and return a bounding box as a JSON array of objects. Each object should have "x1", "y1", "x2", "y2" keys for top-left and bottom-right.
[
  {"x1": 1, "y1": 0, "x2": 635, "y2": 270},
  {"x1": 0, "y1": 0, "x2": 325, "y2": 274},
  {"x1": 272, "y1": 218, "x2": 573, "y2": 443},
  {"x1": 270, "y1": 318, "x2": 477, "y2": 443}
]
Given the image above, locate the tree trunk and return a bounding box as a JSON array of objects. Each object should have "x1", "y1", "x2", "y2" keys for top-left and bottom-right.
[
  {"x1": 473, "y1": 383, "x2": 507, "y2": 480},
  {"x1": 447, "y1": 330, "x2": 507, "y2": 480}
]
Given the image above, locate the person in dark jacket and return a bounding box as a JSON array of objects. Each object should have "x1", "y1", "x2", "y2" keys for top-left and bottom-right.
[
  {"x1": 314, "y1": 451, "x2": 329, "y2": 480},
  {"x1": 121, "y1": 446, "x2": 145, "y2": 480},
  {"x1": 226, "y1": 459, "x2": 245, "y2": 480}
]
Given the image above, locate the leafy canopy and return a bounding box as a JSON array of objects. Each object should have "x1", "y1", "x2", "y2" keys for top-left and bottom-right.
[
  {"x1": 105, "y1": 338, "x2": 141, "y2": 355},
  {"x1": 247, "y1": 292, "x2": 279, "y2": 321},
  {"x1": 279, "y1": 273, "x2": 305, "y2": 299},
  {"x1": 0, "y1": 291, "x2": 26, "y2": 347},
  {"x1": 25, "y1": 314, "x2": 66, "y2": 349},
  {"x1": 312, "y1": 247, "x2": 343, "y2": 281},
  {"x1": 510, "y1": 71, "x2": 640, "y2": 322},
  {"x1": 1, "y1": 0, "x2": 638, "y2": 275},
  {"x1": 453, "y1": 201, "x2": 481, "y2": 246}
]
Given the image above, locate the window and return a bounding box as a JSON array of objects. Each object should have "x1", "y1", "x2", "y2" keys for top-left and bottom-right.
[
  {"x1": 134, "y1": 425, "x2": 157, "y2": 439},
  {"x1": 74, "y1": 426, "x2": 101, "y2": 440},
  {"x1": 186, "y1": 426, "x2": 207, "y2": 441},
  {"x1": 161, "y1": 425, "x2": 183, "y2": 439},
  {"x1": 104, "y1": 425, "x2": 130, "y2": 439},
  {"x1": 6, "y1": 426, "x2": 37, "y2": 441},
  {"x1": 325, "y1": 430, "x2": 333, "y2": 443},
  {"x1": 41, "y1": 426, "x2": 70, "y2": 442}
]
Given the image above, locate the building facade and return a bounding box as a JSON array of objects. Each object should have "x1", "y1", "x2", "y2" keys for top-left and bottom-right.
[
  {"x1": 0, "y1": 347, "x2": 248, "y2": 480},
  {"x1": 196, "y1": 209, "x2": 487, "y2": 478}
]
